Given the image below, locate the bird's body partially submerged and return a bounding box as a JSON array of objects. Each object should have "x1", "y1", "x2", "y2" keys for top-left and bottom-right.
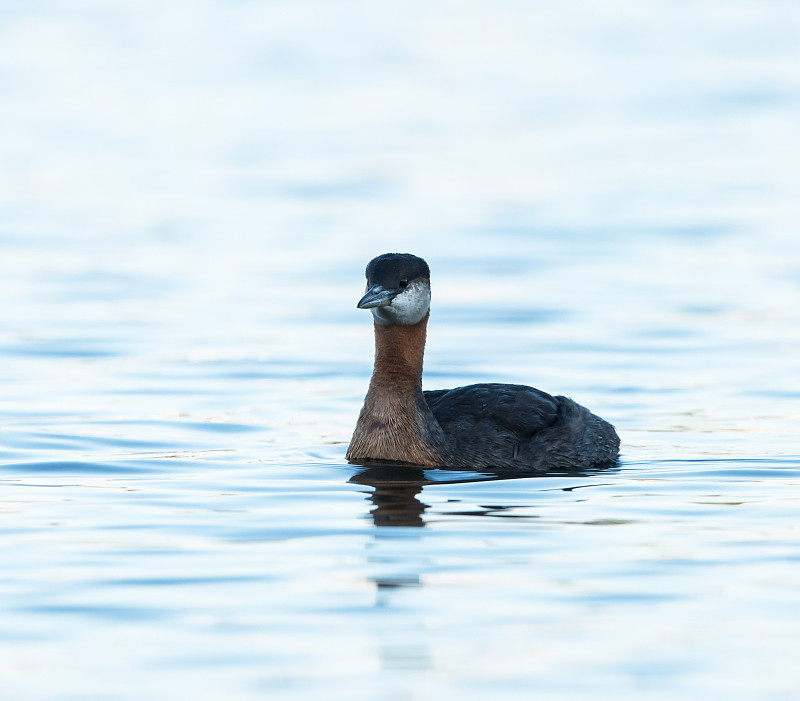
[{"x1": 346, "y1": 253, "x2": 620, "y2": 472}]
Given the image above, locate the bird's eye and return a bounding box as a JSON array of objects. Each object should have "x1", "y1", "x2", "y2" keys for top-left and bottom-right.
[{"x1": 399, "y1": 278, "x2": 408, "y2": 288}]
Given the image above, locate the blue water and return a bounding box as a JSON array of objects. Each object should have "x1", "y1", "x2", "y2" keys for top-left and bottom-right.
[{"x1": 2, "y1": 2, "x2": 800, "y2": 699}]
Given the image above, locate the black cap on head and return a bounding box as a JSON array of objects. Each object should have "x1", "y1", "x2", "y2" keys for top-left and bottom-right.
[{"x1": 365, "y1": 253, "x2": 430, "y2": 289}]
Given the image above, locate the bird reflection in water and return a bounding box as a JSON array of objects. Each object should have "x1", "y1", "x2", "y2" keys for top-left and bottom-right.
[
  {"x1": 349, "y1": 463, "x2": 533, "y2": 528},
  {"x1": 349, "y1": 461, "x2": 619, "y2": 528},
  {"x1": 350, "y1": 465, "x2": 430, "y2": 527}
]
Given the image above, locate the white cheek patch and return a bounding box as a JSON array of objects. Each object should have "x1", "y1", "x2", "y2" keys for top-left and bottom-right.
[{"x1": 370, "y1": 280, "x2": 431, "y2": 325}]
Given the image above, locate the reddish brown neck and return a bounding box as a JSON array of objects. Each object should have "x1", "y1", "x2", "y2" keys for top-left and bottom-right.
[
  {"x1": 365, "y1": 311, "x2": 429, "y2": 401},
  {"x1": 347, "y1": 311, "x2": 447, "y2": 466}
]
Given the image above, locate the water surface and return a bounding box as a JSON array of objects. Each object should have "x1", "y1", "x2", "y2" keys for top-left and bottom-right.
[{"x1": 1, "y1": 1, "x2": 800, "y2": 699}]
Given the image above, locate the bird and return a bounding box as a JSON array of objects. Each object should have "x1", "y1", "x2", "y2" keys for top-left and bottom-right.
[{"x1": 346, "y1": 253, "x2": 620, "y2": 472}]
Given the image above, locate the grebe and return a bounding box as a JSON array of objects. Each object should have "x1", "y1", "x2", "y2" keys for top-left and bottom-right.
[{"x1": 346, "y1": 253, "x2": 620, "y2": 471}]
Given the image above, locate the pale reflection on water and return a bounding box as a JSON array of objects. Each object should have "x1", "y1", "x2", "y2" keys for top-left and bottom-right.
[{"x1": 2, "y1": 0, "x2": 800, "y2": 699}]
